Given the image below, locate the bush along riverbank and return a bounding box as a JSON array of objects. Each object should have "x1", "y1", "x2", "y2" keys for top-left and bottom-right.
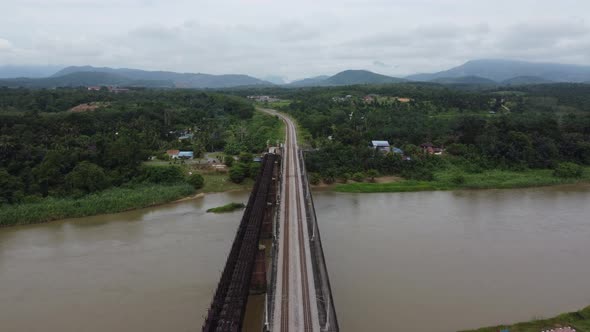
[
  {"x1": 206, "y1": 202, "x2": 246, "y2": 213},
  {"x1": 331, "y1": 166, "x2": 590, "y2": 193},
  {"x1": 461, "y1": 305, "x2": 590, "y2": 332},
  {"x1": 0, "y1": 184, "x2": 195, "y2": 227}
]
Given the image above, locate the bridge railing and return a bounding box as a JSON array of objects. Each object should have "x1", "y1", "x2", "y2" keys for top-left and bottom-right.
[
  {"x1": 203, "y1": 154, "x2": 278, "y2": 332},
  {"x1": 299, "y1": 150, "x2": 340, "y2": 332},
  {"x1": 264, "y1": 147, "x2": 283, "y2": 331}
]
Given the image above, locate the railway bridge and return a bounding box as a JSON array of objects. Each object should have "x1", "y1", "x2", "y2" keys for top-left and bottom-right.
[{"x1": 203, "y1": 109, "x2": 338, "y2": 332}]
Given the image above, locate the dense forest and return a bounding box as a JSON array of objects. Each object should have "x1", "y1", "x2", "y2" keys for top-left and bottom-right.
[
  {"x1": 253, "y1": 83, "x2": 590, "y2": 182},
  {"x1": 0, "y1": 88, "x2": 280, "y2": 205}
]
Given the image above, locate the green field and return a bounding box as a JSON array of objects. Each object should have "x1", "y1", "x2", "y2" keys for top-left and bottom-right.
[
  {"x1": 462, "y1": 306, "x2": 590, "y2": 332},
  {"x1": 333, "y1": 168, "x2": 590, "y2": 193},
  {"x1": 200, "y1": 172, "x2": 254, "y2": 192},
  {"x1": 0, "y1": 184, "x2": 195, "y2": 227}
]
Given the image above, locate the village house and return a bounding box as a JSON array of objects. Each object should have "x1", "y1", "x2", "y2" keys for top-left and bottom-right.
[
  {"x1": 420, "y1": 143, "x2": 444, "y2": 155},
  {"x1": 363, "y1": 94, "x2": 379, "y2": 103},
  {"x1": 166, "y1": 149, "x2": 180, "y2": 159},
  {"x1": 178, "y1": 133, "x2": 194, "y2": 141},
  {"x1": 371, "y1": 140, "x2": 391, "y2": 153}
]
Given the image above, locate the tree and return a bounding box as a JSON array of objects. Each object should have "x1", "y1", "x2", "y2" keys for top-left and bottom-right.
[
  {"x1": 223, "y1": 155, "x2": 234, "y2": 167},
  {"x1": 65, "y1": 161, "x2": 109, "y2": 194},
  {"x1": 249, "y1": 162, "x2": 261, "y2": 179},
  {"x1": 187, "y1": 173, "x2": 205, "y2": 189},
  {"x1": 0, "y1": 169, "x2": 23, "y2": 204},
  {"x1": 229, "y1": 164, "x2": 247, "y2": 183}
]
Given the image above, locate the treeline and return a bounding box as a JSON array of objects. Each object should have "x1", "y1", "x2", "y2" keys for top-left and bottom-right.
[{"x1": 0, "y1": 89, "x2": 276, "y2": 204}]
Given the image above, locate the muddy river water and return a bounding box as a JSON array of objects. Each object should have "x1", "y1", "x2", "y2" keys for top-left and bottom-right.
[{"x1": 1, "y1": 185, "x2": 590, "y2": 331}]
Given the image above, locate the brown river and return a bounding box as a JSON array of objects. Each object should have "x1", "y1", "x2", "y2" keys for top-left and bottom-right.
[{"x1": 1, "y1": 185, "x2": 590, "y2": 331}]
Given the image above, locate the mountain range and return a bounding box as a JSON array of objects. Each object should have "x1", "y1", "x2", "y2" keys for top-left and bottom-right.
[
  {"x1": 0, "y1": 66, "x2": 272, "y2": 89},
  {"x1": 1, "y1": 59, "x2": 590, "y2": 89},
  {"x1": 406, "y1": 59, "x2": 590, "y2": 84}
]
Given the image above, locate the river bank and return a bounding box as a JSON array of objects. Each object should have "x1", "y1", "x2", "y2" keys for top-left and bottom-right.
[
  {"x1": 324, "y1": 167, "x2": 590, "y2": 193},
  {"x1": 461, "y1": 306, "x2": 590, "y2": 332},
  {"x1": 0, "y1": 184, "x2": 197, "y2": 227},
  {"x1": 0, "y1": 172, "x2": 254, "y2": 227}
]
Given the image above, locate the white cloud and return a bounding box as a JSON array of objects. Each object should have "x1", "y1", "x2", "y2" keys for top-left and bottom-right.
[
  {"x1": 0, "y1": 38, "x2": 13, "y2": 52},
  {"x1": 0, "y1": 0, "x2": 588, "y2": 79}
]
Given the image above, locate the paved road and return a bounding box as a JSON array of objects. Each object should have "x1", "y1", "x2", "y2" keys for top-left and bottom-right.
[{"x1": 262, "y1": 108, "x2": 320, "y2": 332}]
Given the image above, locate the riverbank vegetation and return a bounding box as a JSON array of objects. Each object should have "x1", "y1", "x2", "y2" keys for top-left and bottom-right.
[
  {"x1": 0, "y1": 88, "x2": 282, "y2": 225},
  {"x1": 462, "y1": 305, "x2": 590, "y2": 332},
  {"x1": 239, "y1": 84, "x2": 590, "y2": 192},
  {"x1": 333, "y1": 167, "x2": 590, "y2": 193},
  {"x1": 206, "y1": 202, "x2": 245, "y2": 213},
  {"x1": 0, "y1": 183, "x2": 195, "y2": 227}
]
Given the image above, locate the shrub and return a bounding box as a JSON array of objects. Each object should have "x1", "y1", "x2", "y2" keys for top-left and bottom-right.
[
  {"x1": 402, "y1": 168, "x2": 434, "y2": 181},
  {"x1": 323, "y1": 175, "x2": 335, "y2": 184},
  {"x1": 366, "y1": 169, "x2": 379, "y2": 182},
  {"x1": 157, "y1": 153, "x2": 170, "y2": 161},
  {"x1": 450, "y1": 173, "x2": 466, "y2": 185},
  {"x1": 140, "y1": 165, "x2": 185, "y2": 184},
  {"x1": 239, "y1": 152, "x2": 253, "y2": 163},
  {"x1": 309, "y1": 173, "x2": 321, "y2": 185},
  {"x1": 553, "y1": 162, "x2": 584, "y2": 178},
  {"x1": 352, "y1": 172, "x2": 365, "y2": 182},
  {"x1": 224, "y1": 155, "x2": 234, "y2": 167},
  {"x1": 187, "y1": 173, "x2": 205, "y2": 189},
  {"x1": 339, "y1": 173, "x2": 350, "y2": 183}
]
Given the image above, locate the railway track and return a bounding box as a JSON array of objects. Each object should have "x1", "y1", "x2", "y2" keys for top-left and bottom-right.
[{"x1": 278, "y1": 112, "x2": 314, "y2": 331}]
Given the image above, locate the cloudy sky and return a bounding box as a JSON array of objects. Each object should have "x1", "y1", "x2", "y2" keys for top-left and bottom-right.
[{"x1": 0, "y1": 0, "x2": 589, "y2": 80}]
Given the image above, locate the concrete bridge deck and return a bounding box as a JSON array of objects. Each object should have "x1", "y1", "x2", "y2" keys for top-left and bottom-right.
[{"x1": 262, "y1": 109, "x2": 338, "y2": 332}]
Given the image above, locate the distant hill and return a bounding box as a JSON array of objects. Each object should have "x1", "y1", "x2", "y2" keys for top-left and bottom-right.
[
  {"x1": 501, "y1": 76, "x2": 554, "y2": 86},
  {"x1": 0, "y1": 71, "x2": 174, "y2": 89},
  {"x1": 262, "y1": 75, "x2": 287, "y2": 85},
  {"x1": 287, "y1": 70, "x2": 405, "y2": 87},
  {"x1": 46, "y1": 66, "x2": 273, "y2": 89},
  {"x1": 287, "y1": 75, "x2": 330, "y2": 87},
  {"x1": 323, "y1": 70, "x2": 406, "y2": 85},
  {"x1": 407, "y1": 59, "x2": 590, "y2": 83},
  {"x1": 432, "y1": 76, "x2": 497, "y2": 85},
  {"x1": 0, "y1": 65, "x2": 64, "y2": 78}
]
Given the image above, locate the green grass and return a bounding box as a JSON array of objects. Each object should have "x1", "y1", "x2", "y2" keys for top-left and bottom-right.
[
  {"x1": 200, "y1": 172, "x2": 254, "y2": 192},
  {"x1": 0, "y1": 183, "x2": 196, "y2": 227},
  {"x1": 461, "y1": 306, "x2": 590, "y2": 332},
  {"x1": 334, "y1": 167, "x2": 590, "y2": 193},
  {"x1": 206, "y1": 202, "x2": 245, "y2": 213}
]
